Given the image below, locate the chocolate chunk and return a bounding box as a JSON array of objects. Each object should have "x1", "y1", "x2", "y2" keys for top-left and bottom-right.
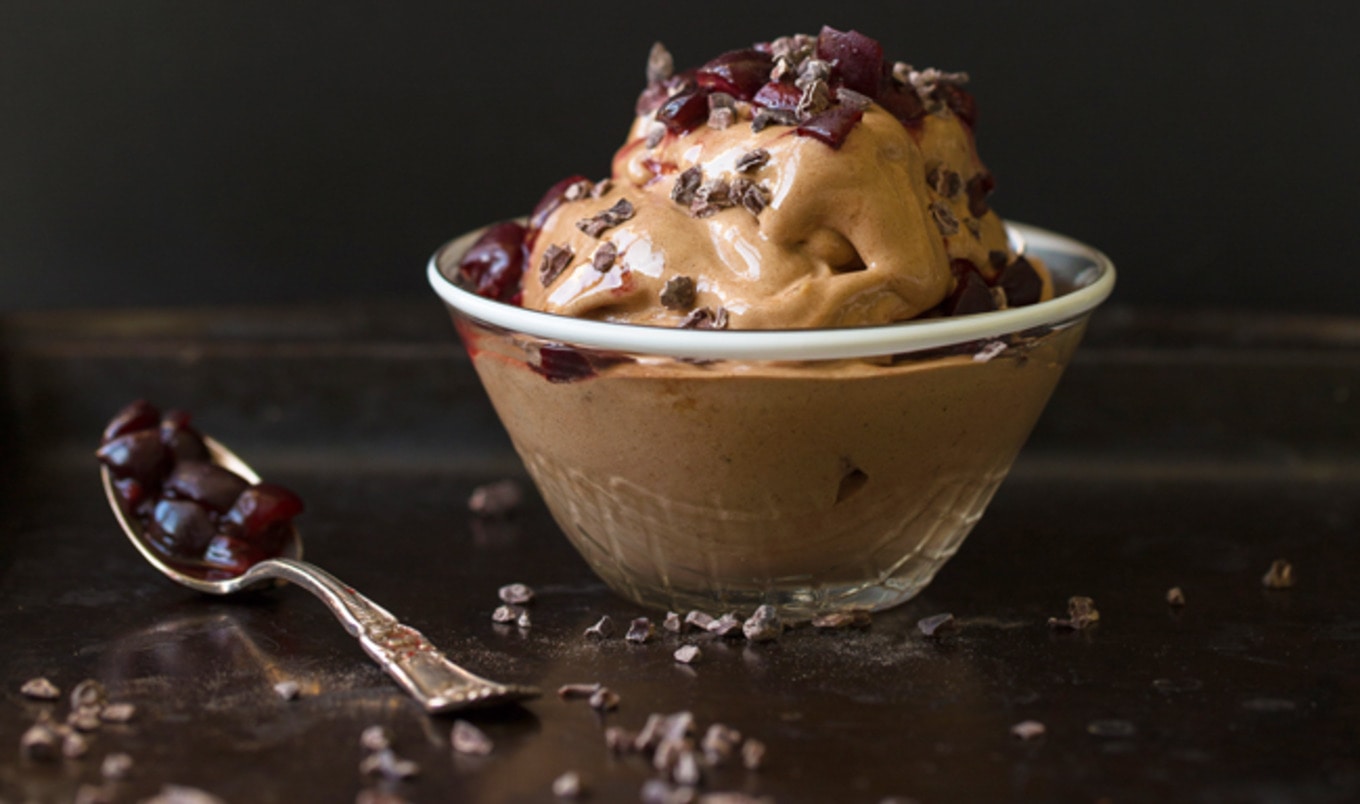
[
  {"x1": 917, "y1": 612, "x2": 957, "y2": 638},
  {"x1": 62, "y1": 731, "x2": 90, "y2": 759},
  {"x1": 671, "y1": 167, "x2": 703, "y2": 206},
  {"x1": 997, "y1": 256, "x2": 1043, "y2": 307},
  {"x1": 633, "y1": 714, "x2": 666, "y2": 753},
  {"x1": 679, "y1": 307, "x2": 729, "y2": 330},
  {"x1": 626, "y1": 617, "x2": 655, "y2": 644},
  {"x1": 742, "y1": 605, "x2": 782, "y2": 642},
  {"x1": 588, "y1": 686, "x2": 620, "y2": 711},
  {"x1": 552, "y1": 771, "x2": 585, "y2": 799},
  {"x1": 673, "y1": 645, "x2": 701, "y2": 665},
  {"x1": 584, "y1": 615, "x2": 615, "y2": 639},
  {"x1": 20, "y1": 677, "x2": 60, "y2": 700},
  {"x1": 707, "y1": 92, "x2": 736, "y2": 130},
  {"x1": 1010, "y1": 720, "x2": 1046, "y2": 740},
  {"x1": 1166, "y1": 587, "x2": 1187, "y2": 607},
  {"x1": 577, "y1": 198, "x2": 636, "y2": 238},
  {"x1": 1048, "y1": 596, "x2": 1100, "y2": 630},
  {"x1": 1262, "y1": 559, "x2": 1295, "y2": 589},
  {"x1": 451, "y1": 720, "x2": 494, "y2": 756},
  {"x1": 735, "y1": 148, "x2": 771, "y2": 173},
  {"x1": 498, "y1": 583, "x2": 535, "y2": 605},
  {"x1": 929, "y1": 201, "x2": 960, "y2": 236},
  {"x1": 539, "y1": 244, "x2": 574, "y2": 287},
  {"x1": 660, "y1": 276, "x2": 697, "y2": 310}
]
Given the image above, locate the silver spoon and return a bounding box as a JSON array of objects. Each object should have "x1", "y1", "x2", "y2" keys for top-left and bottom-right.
[{"x1": 101, "y1": 435, "x2": 538, "y2": 713}]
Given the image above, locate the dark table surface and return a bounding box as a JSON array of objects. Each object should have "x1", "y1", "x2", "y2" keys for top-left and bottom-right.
[{"x1": 1, "y1": 302, "x2": 1357, "y2": 804}]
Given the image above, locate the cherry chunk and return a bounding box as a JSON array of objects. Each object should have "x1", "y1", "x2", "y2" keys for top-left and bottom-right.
[
  {"x1": 164, "y1": 461, "x2": 249, "y2": 513},
  {"x1": 95, "y1": 430, "x2": 170, "y2": 488},
  {"x1": 696, "y1": 49, "x2": 773, "y2": 101},
  {"x1": 224, "y1": 484, "x2": 304, "y2": 542},
  {"x1": 459, "y1": 221, "x2": 527, "y2": 303},
  {"x1": 102, "y1": 399, "x2": 161, "y2": 444},
  {"x1": 816, "y1": 26, "x2": 884, "y2": 99}
]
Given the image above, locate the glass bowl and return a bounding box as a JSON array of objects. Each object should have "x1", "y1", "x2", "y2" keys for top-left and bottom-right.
[{"x1": 428, "y1": 222, "x2": 1114, "y2": 618}]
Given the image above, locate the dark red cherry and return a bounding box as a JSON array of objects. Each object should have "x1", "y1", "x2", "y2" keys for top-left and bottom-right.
[
  {"x1": 224, "y1": 484, "x2": 304, "y2": 542},
  {"x1": 533, "y1": 344, "x2": 596, "y2": 383},
  {"x1": 150, "y1": 498, "x2": 216, "y2": 558},
  {"x1": 876, "y1": 82, "x2": 926, "y2": 127},
  {"x1": 96, "y1": 430, "x2": 170, "y2": 486},
  {"x1": 459, "y1": 221, "x2": 527, "y2": 303},
  {"x1": 164, "y1": 460, "x2": 249, "y2": 513},
  {"x1": 795, "y1": 106, "x2": 864, "y2": 149},
  {"x1": 998, "y1": 256, "x2": 1043, "y2": 307},
  {"x1": 696, "y1": 49, "x2": 773, "y2": 102},
  {"x1": 936, "y1": 82, "x2": 978, "y2": 128},
  {"x1": 753, "y1": 81, "x2": 802, "y2": 111},
  {"x1": 945, "y1": 270, "x2": 998, "y2": 317},
  {"x1": 530, "y1": 175, "x2": 590, "y2": 234},
  {"x1": 102, "y1": 399, "x2": 160, "y2": 444},
  {"x1": 159, "y1": 409, "x2": 210, "y2": 462},
  {"x1": 657, "y1": 87, "x2": 711, "y2": 134},
  {"x1": 816, "y1": 26, "x2": 884, "y2": 99},
  {"x1": 112, "y1": 476, "x2": 147, "y2": 510},
  {"x1": 201, "y1": 534, "x2": 278, "y2": 577},
  {"x1": 966, "y1": 171, "x2": 996, "y2": 218}
]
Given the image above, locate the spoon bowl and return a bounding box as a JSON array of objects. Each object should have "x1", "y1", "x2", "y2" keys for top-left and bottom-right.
[{"x1": 102, "y1": 434, "x2": 539, "y2": 713}]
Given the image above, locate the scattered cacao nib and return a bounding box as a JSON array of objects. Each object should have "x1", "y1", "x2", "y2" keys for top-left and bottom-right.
[
  {"x1": 671, "y1": 166, "x2": 703, "y2": 206},
  {"x1": 701, "y1": 724, "x2": 742, "y2": 765},
  {"x1": 1011, "y1": 720, "x2": 1046, "y2": 740},
  {"x1": 273, "y1": 681, "x2": 300, "y2": 701},
  {"x1": 685, "y1": 610, "x2": 715, "y2": 631},
  {"x1": 640, "y1": 779, "x2": 693, "y2": 804},
  {"x1": 1166, "y1": 586, "x2": 1187, "y2": 607},
  {"x1": 605, "y1": 725, "x2": 637, "y2": 753},
  {"x1": 735, "y1": 148, "x2": 771, "y2": 173},
  {"x1": 71, "y1": 679, "x2": 107, "y2": 709},
  {"x1": 741, "y1": 737, "x2": 767, "y2": 770},
  {"x1": 142, "y1": 785, "x2": 228, "y2": 804},
  {"x1": 539, "y1": 243, "x2": 574, "y2": 287},
  {"x1": 451, "y1": 719, "x2": 494, "y2": 756},
  {"x1": 101, "y1": 752, "x2": 134, "y2": 780},
  {"x1": 927, "y1": 165, "x2": 963, "y2": 198},
  {"x1": 589, "y1": 686, "x2": 621, "y2": 711},
  {"x1": 360, "y1": 749, "x2": 420, "y2": 779},
  {"x1": 673, "y1": 749, "x2": 703, "y2": 786},
  {"x1": 516, "y1": 609, "x2": 532, "y2": 629},
  {"x1": 498, "y1": 583, "x2": 535, "y2": 605},
  {"x1": 707, "y1": 613, "x2": 744, "y2": 638},
  {"x1": 468, "y1": 479, "x2": 523, "y2": 517},
  {"x1": 647, "y1": 42, "x2": 675, "y2": 85},
  {"x1": 492, "y1": 605, "x2": 522, "y2": 624},
  {"x1": 742, "y1": 605, "x2": 782, "y2": 642},
  {"x1": 68, "y1": 706, "x2": 102, "y2": 732},
  {"x1": 627, "y1": 617, "x2": 655, "y2": 644},
  {"x1": 929, "y1": 201, "x2": 960, "y2": 236},
  {"x1": 663, "y1": 611, "x2": 684, "y2": 633},
  {"x1": 577, "y1": 199, "x2": 636, "y2": 238},
  {"x1": 100, "y1": 702, "x2": 136, "y2": 722},
  {"x1": 20, "y1": 677, "x2": 60, "y2": 700},
  {"x1": 558, "y1": 683, "x2": 602, "y2": 700},
  {"x1": 811, "y1": 610, "x2": 872, "y2": 629},
  {"x1": 633, "y1": 714, "x2": 666, "y2": 753},
  {"x1": 1048, "y1": 596, "x2": 1100, "y2": 630},
  {"x1": 20, "y1": 717, "x2": 61, "y2": 761},
  {"x1": 1086, "y1": 719, "x2": 1136, "y2": 738},
  {"x1": 796, "y1": 105, "x2": 864, "y2": 149},
  {"x1": 674, "y1": 645, "x2": 702, "y2": 665},
  {"x1": 360, "y1": 725, "x2": 393, "y2": 753},
  {"x1": 690, "y1": 178, "x2": 734, "y2": 218},
  {"x1": 707, "y1": 92, "x2": 736, "y2": 129},
  {"x1": 917, "y1": 612, "x2": 957, "y2": 638},
  {"x1": 553, "y1": 770, "x2": 585, "y2": 799},
  {"x1": 796, "y1": 79, "x2": 832, "y2": 119},
  {"x1": 679, "y1": 307, "x2": 730, "y2": 330},
  {"x1": 1262, "y1": 559, "x2": 1295, "y2": 589},
  {"x1": 736, "y1": 180, "x2": 770, "y2": 216},
  {"x1": 752, "y1": 107, "x2": 799, "y2": 132},
  {"x1": 590, "y1": 243, "x2": 616, "y2": 275},
  {"x1": 585, "y1": 615, "x2": 616, "y2": 639},
  {"x1": 661, "y1": 276, "x2": 698, "y2": 310},
  {"x1": 62, "y1": 731, "x2": 90, "y2": 759},
  {"x1": 966, "y1": 171, "x2": 996, "y2": 218}
]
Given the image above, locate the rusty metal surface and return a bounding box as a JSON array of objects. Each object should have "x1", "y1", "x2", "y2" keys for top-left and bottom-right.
[{"x1": 1, "y1": 303, "x2": 1357, "y2": 803}]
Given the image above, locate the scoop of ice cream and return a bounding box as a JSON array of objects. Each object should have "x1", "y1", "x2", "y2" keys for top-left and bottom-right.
[{"x1": 461, "y1": 27, "x2": 1052, "y2": 329}]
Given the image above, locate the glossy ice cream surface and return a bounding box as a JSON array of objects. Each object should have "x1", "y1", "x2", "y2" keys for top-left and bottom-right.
[{"x1": 435, "y1": 29, "x2": 1113, "y2": 616}]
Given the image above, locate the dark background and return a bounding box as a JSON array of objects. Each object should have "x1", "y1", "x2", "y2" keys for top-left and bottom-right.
[{"x1": 2, "y1": 1, "x2": 1357, "y2": 315}]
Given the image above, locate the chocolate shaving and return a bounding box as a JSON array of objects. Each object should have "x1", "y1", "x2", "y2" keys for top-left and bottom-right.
[
  {"x1": 1262, "y1": 559, "x2": 1295, "y2": 589},
  {"x1": 929, "y1": 202, "x2": 960, "y2": 236},
  {"x1": 679, "y1": 307, "x2": 729, "y2": 330},
  {"x1": 735, "y1": 148, "x2": 771, "y2": 173},
  {"x1": 577, "y1": 198, "x2": 636, "y2": 238},
  {"x1": 670, "y1": 167, "x2": 702, "y2": 206},
  {"x1": 660, "y1": 275, "x2": 697, "y2": 310},
  {"x1": 592, "y1": 241, "x2": 618, "y2": 272},
  {"x1": 539, "y1": 243, "x2": 573, "y2": 287}
]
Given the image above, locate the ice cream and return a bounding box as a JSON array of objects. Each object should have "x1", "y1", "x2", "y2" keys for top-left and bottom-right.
[
  {"x1": 435, "y1": 28, "x2": 1112, "y2": 617},
  {"x1": 460, "y1": 27, "x2": 1051, "y2": 330}
]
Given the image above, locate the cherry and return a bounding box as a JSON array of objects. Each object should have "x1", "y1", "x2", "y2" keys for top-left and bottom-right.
[
  {"x1": 529, "y1": 175, "x2": 590, "y2": 235},
  {"x1": 997, "y1": 256, "x2": 1043, "y2": 307},
  {"x1": 935, "y1": 82, "x2": 978, "y2": 128},
  {"x1": 102, "y1": 399, "x2": 161, "y2": 444},
  {"x1": 815, "y1": 27, "x2": 884, "y2": 99},
  {"x1": 966, "y1": 171, "x2": 996, "y2": 218},
  {"x1": 112, "y1": 476, "x2": 148, "y2": 511},
  {"x1": 149, "y1": 498, "x2": 216, "y2": 558},
  {"x1": 696, "y1": 49, "x2": 773, "y2": 101},
  {"x1": 533, "y1": 344, "x2": 597, "y2": 383},
  {"x1": 159, "y1": 409, "x2": 210, "y2": 462},
  {"x1": 164, "y1": 460, "x2": 249, "y2": 513},
  {"x1": 201, "y1": 535, "x2": 261, "y2": 577},
  {"x1": 876, "y1": 82, "x2": 926, "y2": 127},
  {"x1": 657, "y1": 87, "x2": 711, "y2": 134},
  {"x1": 945, "y1": 269, "x2": 998, "y2": 317},
  {"x1": 224, "y1": 484, "x2": 304, "y2": 542},
  {"x1": 459, "y1": 221, "x2": 527, "y2": 303},
  {"x1": 96, "y1": 430, "x2": 170, "y2": 487},
  {"x1": 795, "y1": 106, "x2": 864, "y2": 149},
  {"x1": 753, "y1": 81, "x2": 802, "y2": 111}
]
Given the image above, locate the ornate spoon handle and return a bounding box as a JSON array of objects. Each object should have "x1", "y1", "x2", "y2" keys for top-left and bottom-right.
[{"x1": 245, "y1": 558, "x2": 538, "y2": 712}]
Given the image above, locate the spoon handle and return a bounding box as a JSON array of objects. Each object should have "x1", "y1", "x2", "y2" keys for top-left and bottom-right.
[{"x1": 250, "y1": 558, "x2": 538, "y2": 713}]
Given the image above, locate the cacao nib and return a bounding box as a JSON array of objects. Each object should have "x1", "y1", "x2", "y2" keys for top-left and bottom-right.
[{"x1": 997, "y1": 256, "x2": 1043, "y2": 307}]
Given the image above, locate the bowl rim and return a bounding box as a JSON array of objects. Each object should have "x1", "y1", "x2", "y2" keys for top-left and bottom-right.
[{"x1": 427, "y1": 221, "x2": 1115, "y2": 361}]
